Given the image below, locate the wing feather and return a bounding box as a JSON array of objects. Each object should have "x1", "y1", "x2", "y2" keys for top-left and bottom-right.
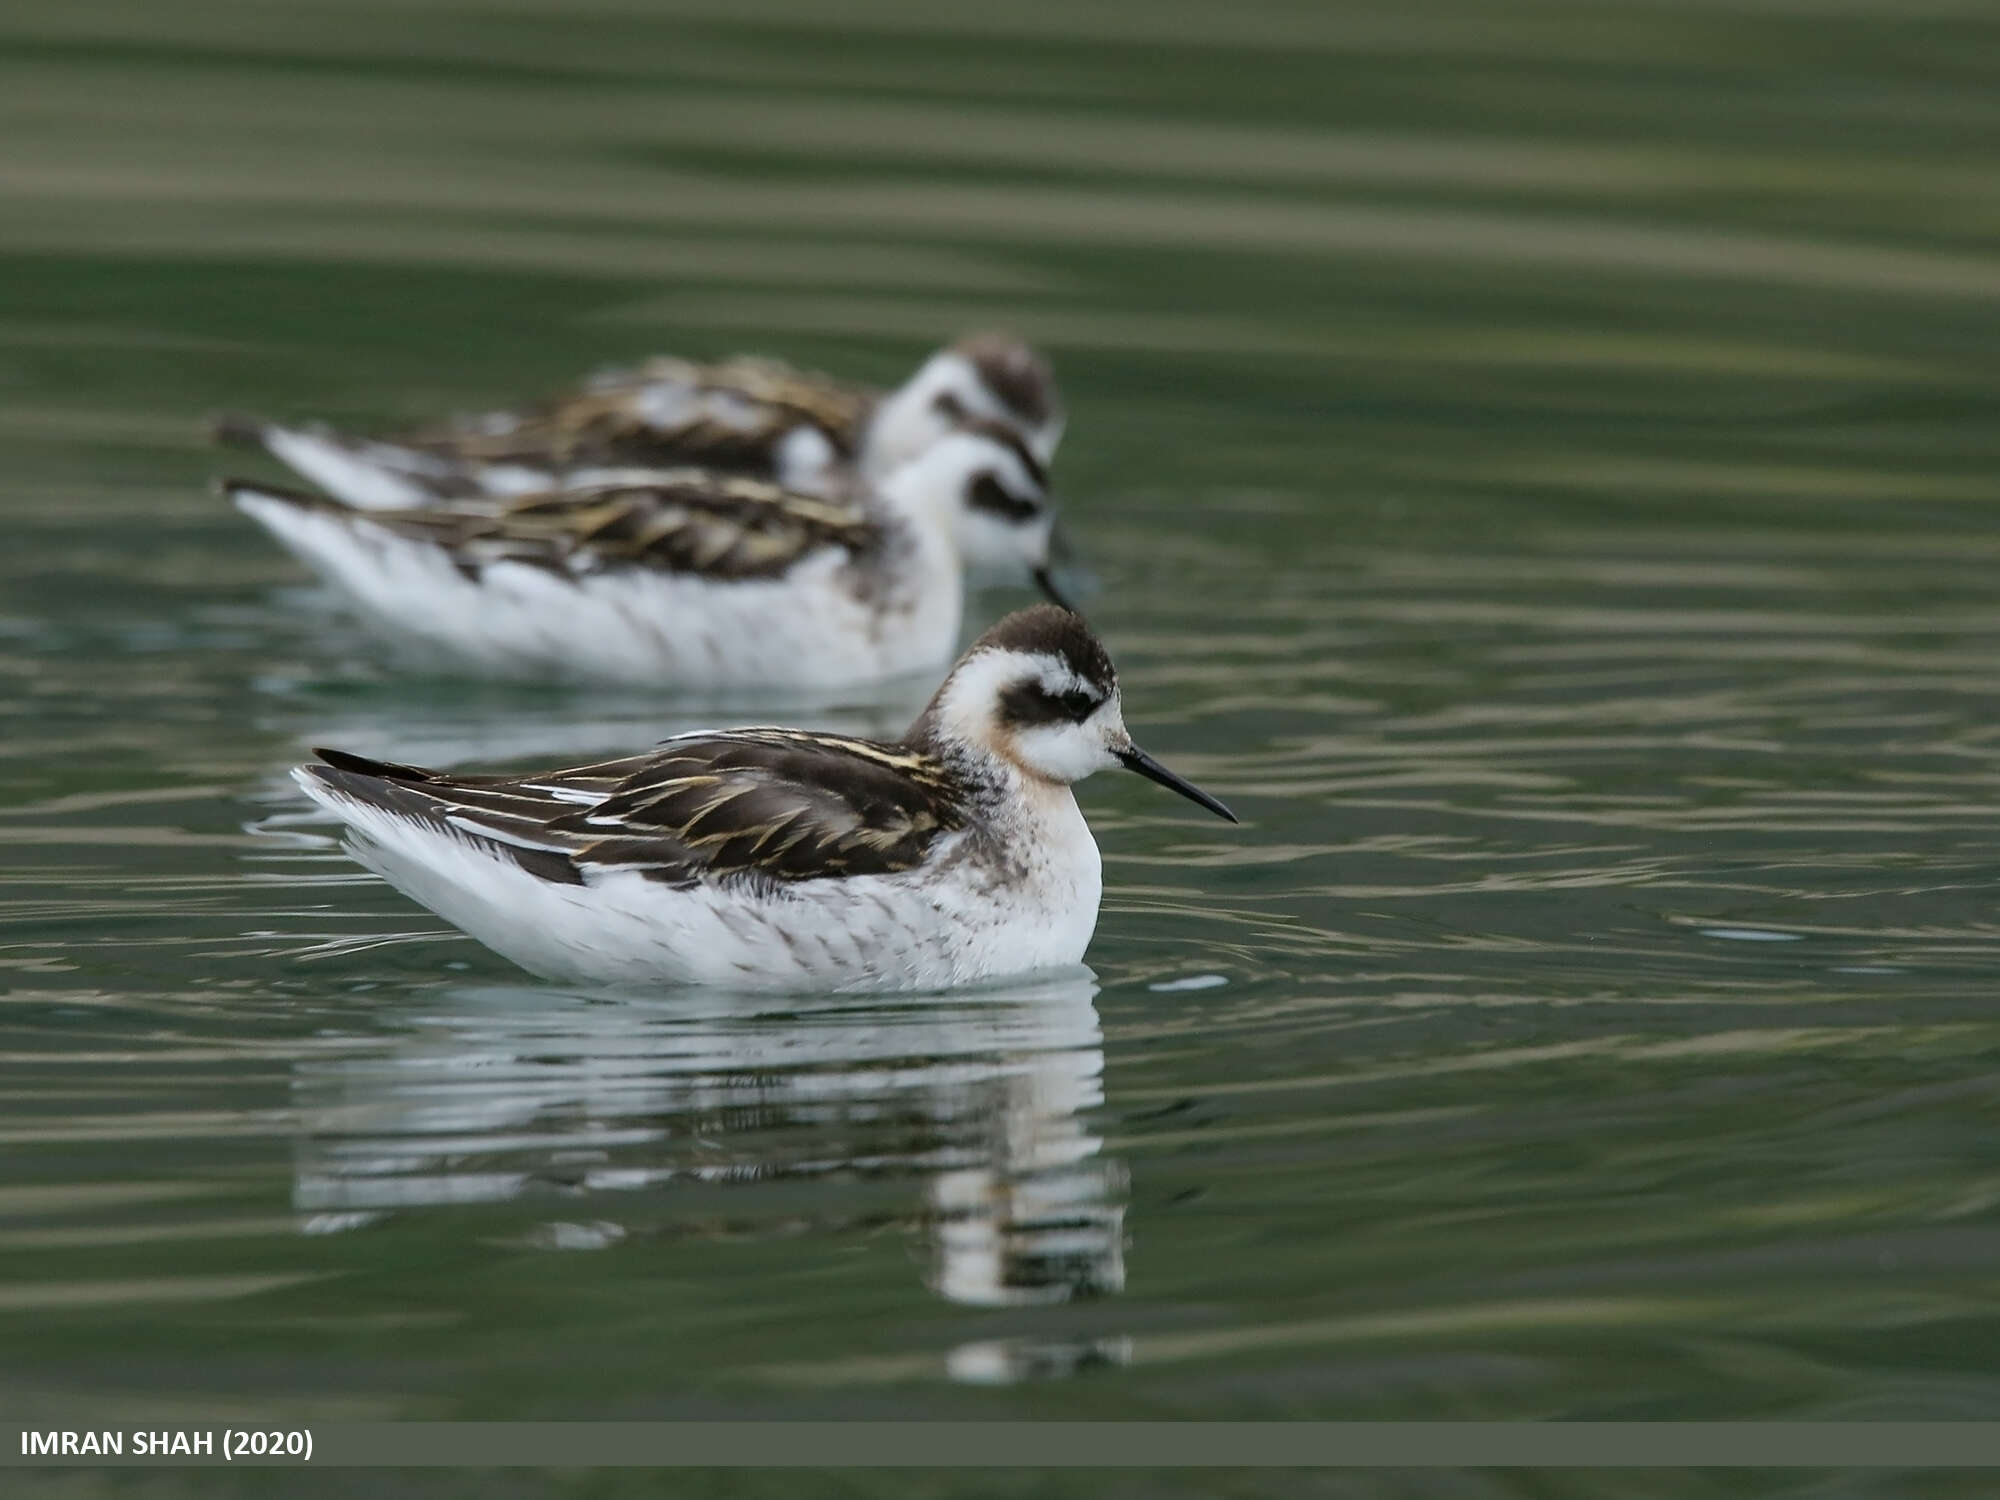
[
  {"x1": 398, "y1": 356, "x2": 877, "y2": 476},
  {"x1": 300, "y1": 730, "x2": 964, "y2": 889},
  {"x1": 314, "y1": 473, "x2": 879, "y2": 583}
]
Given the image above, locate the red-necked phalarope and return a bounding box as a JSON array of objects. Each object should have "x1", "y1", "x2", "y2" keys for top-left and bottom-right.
[
  {"x1": 292, "y1": 606, "x2": 1237, "y2": 992},
  {"x1": 213, "y1": 332, "x2": 1063, "y2": 511},
  {"x1": 224, "y1": 422, "x2": 1070, "y2": 690}
]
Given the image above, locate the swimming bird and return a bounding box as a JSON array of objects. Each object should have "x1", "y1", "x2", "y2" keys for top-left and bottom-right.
[
  {"x1": 291, "y1": 606, "x2": 1237, "y2": 992},
  {"x1": 213, "y1": 332, "x2": 1063, "y2": 512},
  {"x1": 224, "y1": 422, "x2": 1067, "y2": 690}
]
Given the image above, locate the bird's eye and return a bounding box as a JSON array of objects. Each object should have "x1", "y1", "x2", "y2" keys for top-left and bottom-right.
[
  {"x1": 997, "y1": 679, "x2": 1101, "y2": 727},
  {"x1": 1031, "y1": 684, "x2": 1099, "y2": 721},
  {"x1": 967, "y1": 472, "x2": 1042, "y2": 522},
  {"x1": 932, "y1": 391, "x2": 969, "y2": 421}
]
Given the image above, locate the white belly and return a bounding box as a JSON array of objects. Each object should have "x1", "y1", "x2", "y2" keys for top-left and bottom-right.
[
  {"x1": 240, "y1": 497, "x2": 960, "y2": 690},
  {"x1": 304, "y1": 780, "x2": 1104, "y2": 993}
]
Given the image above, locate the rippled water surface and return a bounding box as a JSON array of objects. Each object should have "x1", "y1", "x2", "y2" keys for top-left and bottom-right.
[{"x1": 8, "y1": 0, "x2": 2000, "y2": 1484}]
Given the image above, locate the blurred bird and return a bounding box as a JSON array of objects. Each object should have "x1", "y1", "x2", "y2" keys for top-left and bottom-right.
[
  {"x1": 212, "y1": 331, "x2": 1063, "y2": 513},
  {"x1": 223, "y1": 423, "x2": 1069, "y2": 690},
  {"x1": 292, "y1": 605, "x2": 1237, "y2": 991}
]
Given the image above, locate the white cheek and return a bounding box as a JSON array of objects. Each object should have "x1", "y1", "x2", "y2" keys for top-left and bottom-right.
[
  {"x1": 956, "y1": 510, "x2": 1049, "y2": 575},
  {"x1": 1011, "y1": 704, "x2": 1124, "y2": 785}
]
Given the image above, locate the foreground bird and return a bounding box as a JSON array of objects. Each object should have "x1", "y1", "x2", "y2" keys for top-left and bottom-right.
[
  {"x1": 214, "y1": 332, "x2": 1063, "y2": 512},
  {"x1": 225, "y1": 422, "x2": 1065, "y2": 690},
  {"x1": 292, "y1": 606, "x2": 1237, "y2": 992}
]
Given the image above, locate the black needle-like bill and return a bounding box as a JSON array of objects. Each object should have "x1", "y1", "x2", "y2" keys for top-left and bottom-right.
[
  {"x1": 1033, "y1": 565, "x2": 1079, "y2": 613},
  {"x1": 1116, "y1": 746, "x2": 1238, "y2": 823}
]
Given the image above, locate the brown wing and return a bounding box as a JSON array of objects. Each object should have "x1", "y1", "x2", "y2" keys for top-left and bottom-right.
[
  {"x1": 553, "y1": 729, "x2": 965, "y2": 882},
  {"x1": 399, "y1": 356, "x2": 879, "y2": 476},
  {"x1": 304, "y1": 731, "x2": 966, "y2": 888},
  {"x1": 346, "y1": 473, "x2": 880, "y2": 581}
]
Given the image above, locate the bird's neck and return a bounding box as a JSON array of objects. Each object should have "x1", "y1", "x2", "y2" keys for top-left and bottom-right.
[{"x1": 902, "y1": 716, "x2": 1078, "y2": 834}]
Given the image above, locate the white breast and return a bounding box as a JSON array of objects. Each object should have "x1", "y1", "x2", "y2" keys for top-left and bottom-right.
[{"x1": 935, "y1": 784, "x2": 1104, "y2": 983}]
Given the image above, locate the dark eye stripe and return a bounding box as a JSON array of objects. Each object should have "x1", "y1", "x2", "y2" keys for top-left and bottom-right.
[
  {"x1": 997, "y1": 680, "x2": 1101, "y2": 728},
  {"x1": 968, "y1": 471, "x2": 1043, "y2": 522}
]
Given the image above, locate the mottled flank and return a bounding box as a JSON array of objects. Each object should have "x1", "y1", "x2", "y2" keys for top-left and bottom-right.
[
  {"x1": 952, "y1": 332, "x2": 1060, "y2": 429},
  {"x1": 405, "y1": 354, "x2": 877, "y2": 475},
  {"x1": 228, "y1": 472, "x2": 878, "y2": 582},
  {"x1": 302, "y1": 729, "x2": 967, "y2": 889}
]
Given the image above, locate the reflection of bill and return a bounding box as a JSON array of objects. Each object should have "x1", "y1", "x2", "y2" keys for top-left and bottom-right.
[{"x1": 290, "y1": 973, "x2": 1123, "y2": 1314}]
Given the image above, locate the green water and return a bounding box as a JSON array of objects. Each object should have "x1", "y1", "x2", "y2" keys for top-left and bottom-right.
[{"x1": 7, "y1": 1, "x2": 2000, "y2": 1493}]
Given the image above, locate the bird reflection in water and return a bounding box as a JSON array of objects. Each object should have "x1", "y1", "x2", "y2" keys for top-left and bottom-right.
[{"x1": 289, "y1": 971, "x2": 1126, "y2": 1348}]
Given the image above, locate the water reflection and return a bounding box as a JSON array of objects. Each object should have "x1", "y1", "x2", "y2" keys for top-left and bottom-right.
[{"x1": 289, "y1": 973, "x2": 1124, "y2": 1311}]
